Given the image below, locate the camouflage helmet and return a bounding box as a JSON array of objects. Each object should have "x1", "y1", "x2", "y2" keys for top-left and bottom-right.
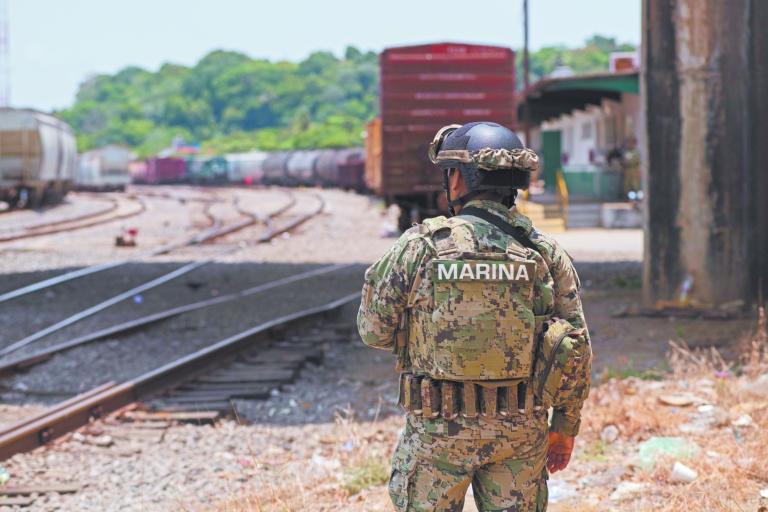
[
  {"x1": 429, "y1": 122, "x2": 538, "y2": 214},
  {"x1": 429, "y1": 121, "x2": 539, "y2": 192}
]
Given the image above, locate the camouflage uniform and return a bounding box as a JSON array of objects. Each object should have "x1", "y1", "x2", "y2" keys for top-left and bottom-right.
[{"x1": 358, "y1": 199, "x2": 589, "y2": 511}]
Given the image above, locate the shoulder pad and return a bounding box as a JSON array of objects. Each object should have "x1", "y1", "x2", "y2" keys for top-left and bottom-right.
[
  {"x1": 421, "y1": 216, "x2": 472, "y2": 234},
  {"x1": 529, "y1": 230, "x2": 556, "y2": 258},
  {"x1": 419, "y1": 216, "x2": 450, "y2": 235},
  {"x1": 402, "y1": 224, "x2": 422, "y2": 240}
]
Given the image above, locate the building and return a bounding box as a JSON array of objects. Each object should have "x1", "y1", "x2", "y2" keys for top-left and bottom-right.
[
  {"x1": 523, "y1": 69, "x2": 641, "y2": 202},
  {"x1": 518, "y1": 59, "x2": 642, "y2": 229}
]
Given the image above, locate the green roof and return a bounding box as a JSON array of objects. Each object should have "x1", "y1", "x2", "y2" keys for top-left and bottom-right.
[
  {"x1": 520, "y1": 71, "x2": 639, "y2": 124},
  {"x1": 541, "y1": 73, "x2": 639, "y2": 94}
]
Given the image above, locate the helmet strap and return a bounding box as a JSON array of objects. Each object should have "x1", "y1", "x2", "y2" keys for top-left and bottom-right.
[
  {"x1": 502, "y1": 189, "x2": 519, "y2": 208},
  {"x1": 443, "y1": 170, "x2": 456, "y2": 216},
  {"x1": 448, "y1": 190, "x2": 482, "y2": 214}
]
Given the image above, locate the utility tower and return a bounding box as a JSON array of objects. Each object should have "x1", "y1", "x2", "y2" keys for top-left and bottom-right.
[{"x1": 0, "y1": 0, "x2": 10, "y2": 107}]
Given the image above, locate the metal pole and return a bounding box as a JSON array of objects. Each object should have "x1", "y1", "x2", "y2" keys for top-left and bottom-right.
[{"x1": 523, "y1": 0, "x2": 531, "y2": 146}]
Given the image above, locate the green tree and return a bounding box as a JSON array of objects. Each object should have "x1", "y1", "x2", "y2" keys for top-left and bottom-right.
[
  {"x1": 519, "y1": 34, "x2": 637, "y2": 87},
  {"x1": 59, "y1": 38, "x2": 626, "y2": 157}
]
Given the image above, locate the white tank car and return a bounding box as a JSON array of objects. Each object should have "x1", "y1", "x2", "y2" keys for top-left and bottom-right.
[
  {"x1": 76, "y1": 145, "x2": 134, "y2": 191},
  {"x1": 285, "y1": 150, "x2": 323, "y2": 186},
  {"x1": 225, "y1": 151, "x2": 268, "y2": 184},
  {"x1": 0, "y1": 108, "x2": 77, "y2": 208}
]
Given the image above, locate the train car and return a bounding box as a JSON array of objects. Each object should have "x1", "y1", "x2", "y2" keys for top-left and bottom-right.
[
  {"x1": 261, "y1": 151, "x2": 292, "y2": 185},
  {"x1": 366, "y1": 42, "x2": 517, "y2": 229},
  {"x1": 187, "y1": 156, "x2": 229, "y2": 185},
  {"x1": 314, "y1": 149, "x2": 339, "y2": 187},
  {"x1": 143, "y1": 157, "x2": 187, "y2": 184},
  {"x1": 335, "y1": 148, "x2": 366, "y2": 191},
  {"x1": 225, "y1": 151, "x2": 268, "y2": 185},
  {"x1": 128, "y1": 160, "x2": 147, "y2": 183},
  {"x1": 75, "y1": 145, "x2": 133, "y2": 191},
  {"x1": 301, "y1": 148, "x2": 366, "y2": 190},
  {"x1": 0, "y1": 108, "x2": 77, "y2": 208},
  {"x1": 285, "y1": 150, "x2": 323, "y2": 186}
]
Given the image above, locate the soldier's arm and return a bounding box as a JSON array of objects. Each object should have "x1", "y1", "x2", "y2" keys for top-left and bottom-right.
[
  {"x1": 548, "y1": 242, "x2": 591, "y2": 437},
  {"x1": 357, "y1": 231, "x2": 430, "y2": 350}
]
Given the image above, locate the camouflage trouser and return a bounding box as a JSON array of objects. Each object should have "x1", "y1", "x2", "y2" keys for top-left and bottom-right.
[{"x1": 389, "y1": 412, "x2": 549, "y2": 512}]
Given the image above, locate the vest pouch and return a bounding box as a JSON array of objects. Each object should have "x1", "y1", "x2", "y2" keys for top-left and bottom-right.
[
  {"x1": 533, "y1": 318, "x2": 591, "y2": 409},
  {"x1": 429, "y1": 256, "x2": 537, "y2": 380}
]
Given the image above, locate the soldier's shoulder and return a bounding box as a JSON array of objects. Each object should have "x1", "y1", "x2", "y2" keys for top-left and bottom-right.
[
  {"x1": 390, "y1": 223, "x2": 436, "y2": 254},
  {"x1": 529, "y1": 228, "x2": 574, "y2": 266},
  {"x1": 408, "y1": 215, "x2": 471, "y2": 238}
]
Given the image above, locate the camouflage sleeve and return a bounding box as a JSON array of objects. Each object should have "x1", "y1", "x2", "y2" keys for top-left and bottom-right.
[
  {"x1": 357, "y1": 230, "x2": 431, "y2": 350},
  {"x1": 546, "y1": 239, "x2": 591, "y2": 437}
]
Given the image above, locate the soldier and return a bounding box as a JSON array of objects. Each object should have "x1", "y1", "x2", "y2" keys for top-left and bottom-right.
[
  {"x1": 622, "y1": 137, "x2": 642, "y2": 199},
  {"x1": 358, "y1": 121, "x2": 591, "y2": 511}
]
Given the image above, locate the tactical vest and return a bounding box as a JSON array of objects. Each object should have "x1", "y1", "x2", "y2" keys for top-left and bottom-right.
[{"x1": 406, "y1": 215, "x2": 539, "y2": 382}]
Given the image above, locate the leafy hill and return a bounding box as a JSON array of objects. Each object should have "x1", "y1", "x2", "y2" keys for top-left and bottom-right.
[{"x1": 58, "y1": 37, "x2": 635, "y2": 157}]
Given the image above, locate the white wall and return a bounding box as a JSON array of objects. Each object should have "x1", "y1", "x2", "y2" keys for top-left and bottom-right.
[{"x1": 541, "y1": 94, "x2": 640, "y2": 172}]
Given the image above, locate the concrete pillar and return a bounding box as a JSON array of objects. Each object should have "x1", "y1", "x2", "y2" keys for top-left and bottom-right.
[{"x1": 642, "y1": 0, "x2": 768, "y2": 307}]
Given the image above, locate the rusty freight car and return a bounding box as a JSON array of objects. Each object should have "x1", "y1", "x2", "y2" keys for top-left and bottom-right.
[{"x1": 366, "y1": 42, "x2": 517, "y2": 229}]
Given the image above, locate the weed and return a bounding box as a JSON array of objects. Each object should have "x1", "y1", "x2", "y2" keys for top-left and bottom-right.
[
  {"x1": 611, "y1": 274, "x2": 642, "y2": 289},
  {"x1": 600, "y1": 365, "x2": 664, "y2": 383},
  {"x1": 580, "y1": 440, "x2": 609, "y2": 463},
  {"x1": 342, "y1": 457, "x2": 390, "y2": 495}
]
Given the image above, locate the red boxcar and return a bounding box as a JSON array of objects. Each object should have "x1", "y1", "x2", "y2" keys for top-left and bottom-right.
[
  {"x1": 143, "y1": 157, "x2": 186, "y2": 184},
  {"x1": 366, "y1": 42, "x2": 516, "y2": 228},
  {"x1": 336, "y1": 148, "x2": 366, "y2": 191}
]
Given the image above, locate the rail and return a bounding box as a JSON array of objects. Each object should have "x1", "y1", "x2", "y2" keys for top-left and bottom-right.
[
  {"x1": 0, "y1": 194, "x2": 117, "y2": 232},
  {"x1": 0, "y1": 292, "x2": 360, "y2": 461},
  {"x1": 0, "y1": 190, "x2": 324, "y2": 357},
  {"x1": 0, "y1": 263, "x2": 351, "y2": 374},
  {"x1": 0, "y1": 189, "x2": 296, "y2": 303},
  {"x1": 0, "y1": 195, "x2": 146, "y2": 243}
]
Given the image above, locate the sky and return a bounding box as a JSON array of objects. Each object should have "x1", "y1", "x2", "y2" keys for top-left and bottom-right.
[{"x1": 6, "y1": 0, "x2": 641, "y2": 112}]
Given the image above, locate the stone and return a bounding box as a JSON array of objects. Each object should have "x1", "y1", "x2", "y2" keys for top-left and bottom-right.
[
  {"x1": 732, "y1": 414, "x2": 754, "y2": 427},
  {"x1": 580, "y1": 465, "x2": 629, "y2": 488},
  {"x1": 600, "y1": 424, "x2": 620, "y2": 444},
  {"x1": 679, "y1": 405, "x2": 728, "y2": 433},
  {"x1": 658, "y1": 393, "x2": 704, "y2": 407},
  {"x1": 739, "y1": 374, "x2": 768, "y2": 399},
  {"x1": 610, "y1": 482, "x2": 648, "y2": 501},
  {"x1": 88, "y1": 435, "x2": 114, "y2": 447}
]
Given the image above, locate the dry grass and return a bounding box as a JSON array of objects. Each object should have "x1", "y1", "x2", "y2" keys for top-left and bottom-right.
[
  {"x1": 574, "y1": 306, "x2": 768, "y2": 511},
  {"x1": 214, "y1": 407, "x2": 400, "y2": 512},
  {"x1": 216, "y1": 307, "x2": 768, "y2": 511}
]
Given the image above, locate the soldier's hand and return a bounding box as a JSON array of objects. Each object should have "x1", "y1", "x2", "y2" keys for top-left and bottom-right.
[{"x1": 546, "y1": 432, "x2": 575, "y2": 473}]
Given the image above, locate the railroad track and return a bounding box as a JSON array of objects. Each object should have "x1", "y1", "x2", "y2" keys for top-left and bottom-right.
[
  {"x1": 0, "y1": 189, "x2": 353, "y2": 507},
  {"x1": 0, "y1": 292, "x2": 359, "y2": 461},
  {"x1": 0, "y1": 189, "x2": 325, "y2": 357},
  {"x1": 0, "y1": 193, "x2": 117, "y2": 226},
  {"x1": 0, "y1": 194, "x2": 146, "y2": 243},
  {"x1": 0, "y1": 263, "x2": 349, "y2": 374},
  {"x1": 0, "y1": 188, "x2": 299, "y2": 304}
]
